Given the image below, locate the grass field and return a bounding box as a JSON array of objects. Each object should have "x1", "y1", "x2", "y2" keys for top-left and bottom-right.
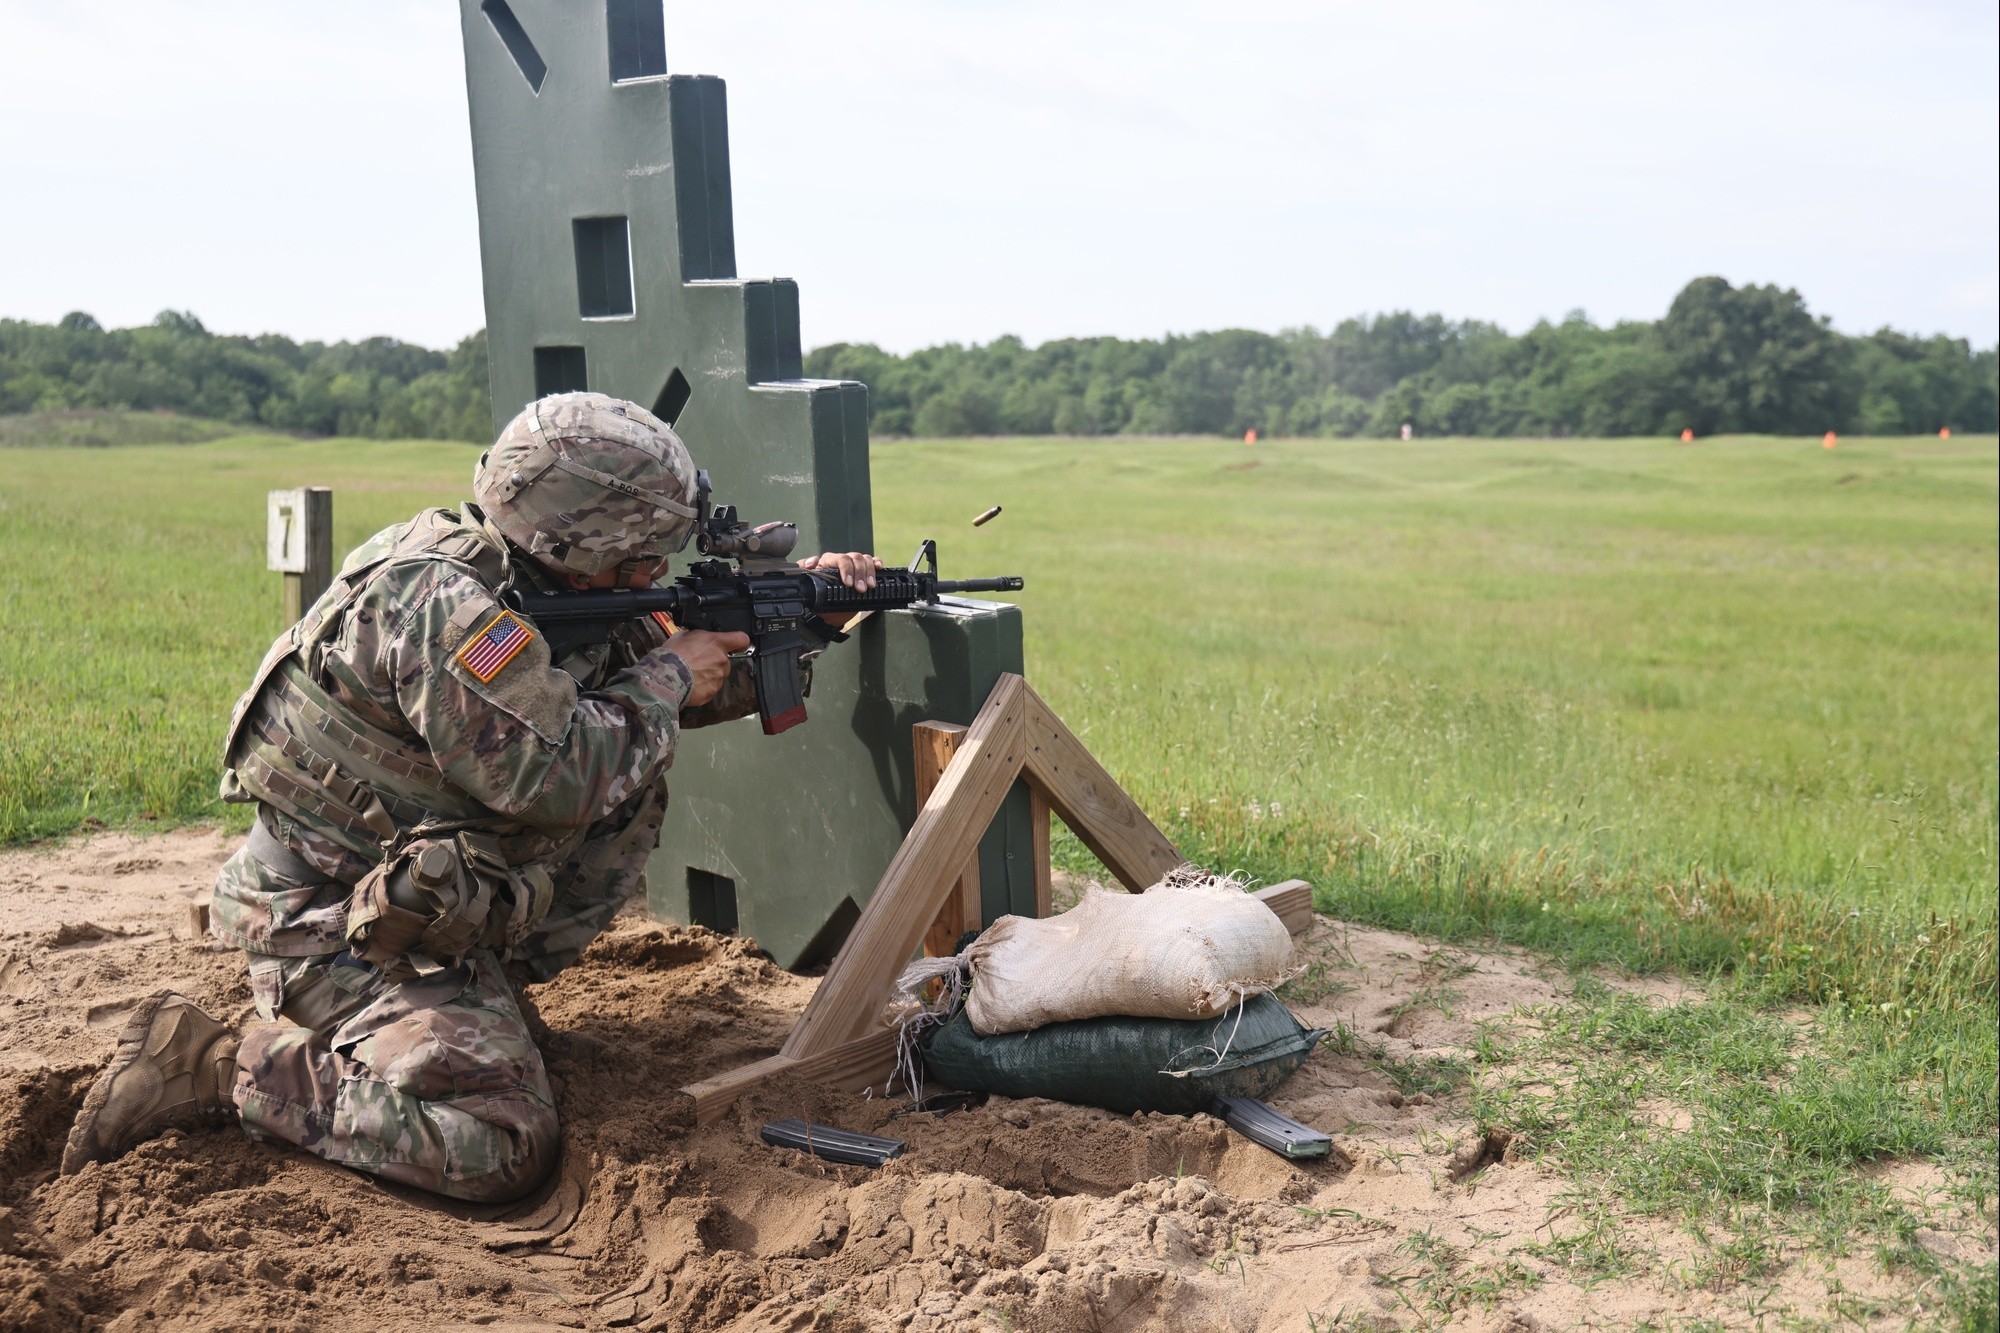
[
  {"x1": 2, "y1": 431, "x2": 1992, "y2": 967},
  {"x1": 2, "y1": 426, "x2": 1995, "y2": 1315}
]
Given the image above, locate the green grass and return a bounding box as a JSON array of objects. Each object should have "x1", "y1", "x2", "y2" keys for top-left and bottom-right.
[
  {"x1": 4, "y1": 432, "x2": 1992, "y2": 986},
  {"x1": 0, "y1": 433, "x2": 483, "y2": 840},
  {"x1": 1469, "y1": 981, "x2": 1998, "y2": 1324},
  {"x1": 1478, "y1": 981, "x2": 1996, "y2": 1230},
  {"x1": 865, "y1": 434, "x2": 1997, "y2": 1011}
]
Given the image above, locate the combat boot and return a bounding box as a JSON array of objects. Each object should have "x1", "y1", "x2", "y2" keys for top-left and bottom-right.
[{"x1": 61, "y1": 991, "x2": 240, "y2": 1173}]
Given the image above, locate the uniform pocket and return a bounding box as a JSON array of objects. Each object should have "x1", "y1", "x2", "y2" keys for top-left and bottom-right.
[
  {"x1": 246, "y1": 954, "x2": 289, "y2": 1022},
  {"x1": 340, "y1": 963, "x2": 540, "y2": 1104}
]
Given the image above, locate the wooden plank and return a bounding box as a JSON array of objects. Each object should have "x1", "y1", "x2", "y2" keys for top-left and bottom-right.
[
  {"x1": 781, "y1": 675, "x2": 1032, "y2": 1057},
  {"x1": 1252, "y1": 880, "x2": 1314, "y2": 939},
  {"x1": 682, "y1": 1026, "x2": 901, "y2": 1125},
  {"x1": 1028, "y1": 789, "x2": 1052, "y2": 918},
  {"x1": 914, "y1": 722, "x2": 982, "y2": 956},
  {"x1": 1018, "y1": 685, "x2": 1183, "y2": 893},
  {"x1": 684, "y1": 1054, "x2": 792, "y2": 1126}
]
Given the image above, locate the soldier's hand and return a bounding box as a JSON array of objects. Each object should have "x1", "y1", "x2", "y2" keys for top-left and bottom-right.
[
  {"x1": 663, "y1": 630, "x2": 752, "y2": 706},
  {"x1": 798, "y1": 551, "x2": 884, "y2": 628},
  {"x1": 798, "y1": 551, "x2": 882, "y2": 592}
]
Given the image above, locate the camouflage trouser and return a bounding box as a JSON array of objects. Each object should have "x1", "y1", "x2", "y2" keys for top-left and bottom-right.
[
  {"x1": 232, "y1": 949, "x2": 556, "y2": 1203},
  {"x1": 219, "y1": 783, "x2": 669, "y2": 1202}
]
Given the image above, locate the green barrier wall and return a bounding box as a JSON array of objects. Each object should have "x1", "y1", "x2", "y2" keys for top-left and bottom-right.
[{"x1": 457, "y1": 0, "x2": 1032, "y2": 966}]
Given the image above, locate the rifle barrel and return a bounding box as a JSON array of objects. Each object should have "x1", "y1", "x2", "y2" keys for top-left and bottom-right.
[{"x1": 935, "y1": 576, "x2": 1025, "y2": 594}]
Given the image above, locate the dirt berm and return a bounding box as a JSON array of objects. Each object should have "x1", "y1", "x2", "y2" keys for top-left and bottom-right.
[{"x1": 0, "y1": 828, "x2": 1963, "y2": 1330}]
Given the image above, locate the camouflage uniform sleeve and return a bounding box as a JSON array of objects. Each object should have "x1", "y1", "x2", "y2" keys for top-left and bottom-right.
[
  {"x1": 392, "y1": 568, "x2": 695, "y2": 831},
  {"x1": 606, "y1": 611, "x2": 671, "y2": 664},
  {"x1": 503, "y1": 778, "x2": 669, "y2": 982},
  {"x1": 679, "y1": 656, "x2": 764, "y2": 729}
]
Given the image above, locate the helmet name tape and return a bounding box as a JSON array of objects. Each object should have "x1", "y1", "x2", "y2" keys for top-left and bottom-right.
[{"x1": 546, "y1": 451, "x2": 697, "y2": 519}]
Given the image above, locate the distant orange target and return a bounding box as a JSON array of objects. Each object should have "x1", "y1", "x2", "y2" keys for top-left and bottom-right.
[{"x1": 1822, "y1": 432, "x2": 1838, "y2": 449}]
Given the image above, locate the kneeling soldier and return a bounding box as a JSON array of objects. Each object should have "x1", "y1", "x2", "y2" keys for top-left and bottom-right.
[{"x1": 63, "y1": 393, "x2": 880, "y2": 1201}]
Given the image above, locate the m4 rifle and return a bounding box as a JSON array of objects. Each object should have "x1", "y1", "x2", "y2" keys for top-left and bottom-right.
[{"x1": 504, "y1": 471, "x2": 1023, "y2": 735}]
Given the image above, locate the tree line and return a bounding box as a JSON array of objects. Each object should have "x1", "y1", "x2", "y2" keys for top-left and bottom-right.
[
  {"x1": 3, "y1": 277, "x2": 1993, "y2": 442},
  {"x1": 809, "y1": 278, "x2": 1997, "y2": 438},
  {"x1": 0, "y1": 310, "x2": 489, "y2": 442}
]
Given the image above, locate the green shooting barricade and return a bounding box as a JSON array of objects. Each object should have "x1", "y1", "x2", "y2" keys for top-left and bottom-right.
[{"x1": 455, "y1": 0, "x2": 1035, "y2": 966}]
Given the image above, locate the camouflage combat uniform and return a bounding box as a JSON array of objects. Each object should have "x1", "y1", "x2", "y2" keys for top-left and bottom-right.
[{"x1": 213, "y1": 501, "x2": 757, "y2": 1202}]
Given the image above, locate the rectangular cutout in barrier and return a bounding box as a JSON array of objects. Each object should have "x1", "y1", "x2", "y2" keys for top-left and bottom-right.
[
  {"x1": 687, "y1": 867, "x2": 739, "y2": 935},
  {"x1": 573, "y1": 216, "x2": 635, "y2": 318},
  {"x1": 532, "y1": 345, "x2": 588, "y2": 396},
  {"x1": 669, "y1": 77, "x2": 736, "y2": 281},
  {"x1": 607, "y1": 0, "x2": 667, "y2": 82}
]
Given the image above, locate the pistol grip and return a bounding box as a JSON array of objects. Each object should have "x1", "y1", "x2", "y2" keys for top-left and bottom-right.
[{"x1": 754, "y1": 637, "x2": 808, "y2": 735}]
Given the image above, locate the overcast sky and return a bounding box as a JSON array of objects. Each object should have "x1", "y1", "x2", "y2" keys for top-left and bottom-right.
[{"x1": 3, "y1": 1, "x2": 1994, "y2": 352}]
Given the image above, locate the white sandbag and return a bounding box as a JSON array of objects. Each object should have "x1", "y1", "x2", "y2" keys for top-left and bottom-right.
[{"x1": 962, "y1": 871, "x2": 1295, "y2": 1035}]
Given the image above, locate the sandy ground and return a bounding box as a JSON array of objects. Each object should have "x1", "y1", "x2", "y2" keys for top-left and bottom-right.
[{"x1": 0, "y1": 829, "x2": 1985, "y2": 1331}]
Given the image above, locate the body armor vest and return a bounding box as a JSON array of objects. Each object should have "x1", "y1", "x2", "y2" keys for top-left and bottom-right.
[{"x1": 221, "y1": 509, "x2": 524, "y2": 863}]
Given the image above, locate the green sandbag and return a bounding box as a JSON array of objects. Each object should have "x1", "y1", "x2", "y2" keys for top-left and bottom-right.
[{"x1": 919, "y1": 993, "x2": 1325, "y2": 1116}]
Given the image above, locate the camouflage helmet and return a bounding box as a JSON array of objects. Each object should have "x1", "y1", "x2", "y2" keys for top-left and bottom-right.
[{"x1": 473, "y1": 393, "x2": 699, "y2": 578}]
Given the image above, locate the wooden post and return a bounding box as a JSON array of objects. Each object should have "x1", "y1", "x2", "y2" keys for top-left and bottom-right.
[
  {"x1": 183, "y1": 890, "x2": 211, "y2": 941},
  {"x1": 914, "y1": 722, "x2": 982, "y2": 956},
  {"x1": 1029, "y1": 789, "x2": 1052, "y2": 918},
  {"x1": 269, "y1": 487, "x2": 333, "y2": 625}
]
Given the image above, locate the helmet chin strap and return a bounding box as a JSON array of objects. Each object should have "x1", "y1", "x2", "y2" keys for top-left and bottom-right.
[
  {"x1": 540, "y1": 555, "x2": 668, "y2": 592},
  {"x1": 613, "y1": 557, "x2": 666, "y2": 588}
]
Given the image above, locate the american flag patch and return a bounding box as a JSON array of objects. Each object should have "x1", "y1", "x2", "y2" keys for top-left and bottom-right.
[{"x1": 456, "y1": 610, "x2": 534, "y2": 682}]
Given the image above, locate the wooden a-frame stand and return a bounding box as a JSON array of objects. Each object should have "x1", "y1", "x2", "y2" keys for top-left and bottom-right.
[{"x1": 680, "y1": 673, "x2": 1312, "y2": 1124}]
